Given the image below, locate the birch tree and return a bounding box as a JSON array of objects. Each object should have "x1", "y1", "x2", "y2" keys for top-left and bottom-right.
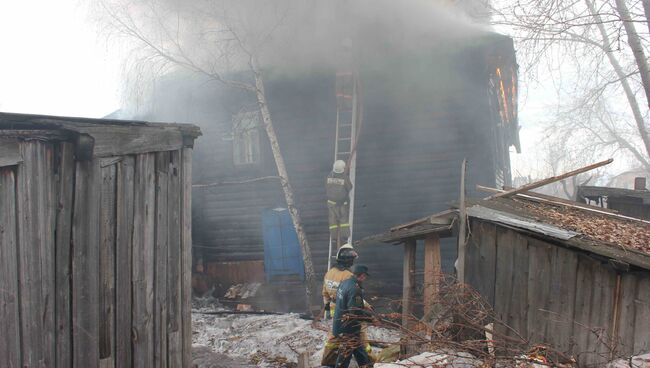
[{"x1": 97, "y1": 0, "x2": 320, "y2": 307}]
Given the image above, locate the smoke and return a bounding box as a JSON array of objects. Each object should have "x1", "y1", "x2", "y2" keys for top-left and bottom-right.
[{"x1": 97, "y1": 0, "x2": 493, "y2": 101}]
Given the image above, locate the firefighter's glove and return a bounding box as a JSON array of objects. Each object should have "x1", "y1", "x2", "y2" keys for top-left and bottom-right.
[{"x1": 324, "y1": 302, "x2": 331, "y2": 319}]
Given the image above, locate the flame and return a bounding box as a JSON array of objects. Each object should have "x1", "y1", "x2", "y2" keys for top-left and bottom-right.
[{"x1": 496, "y1": 67, "x2": 509, "y2": 124}]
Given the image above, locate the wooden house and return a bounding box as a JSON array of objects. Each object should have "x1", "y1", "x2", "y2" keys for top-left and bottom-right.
[
  {"x1": 363, "y1": 192, "x2": 650, "y2": 366},
  {"x1": 139, "y1": 31, "x2": 519, "y2": 297},
  {"x1": 0, "y1": 112, "x2": 200, "y2": 368}
]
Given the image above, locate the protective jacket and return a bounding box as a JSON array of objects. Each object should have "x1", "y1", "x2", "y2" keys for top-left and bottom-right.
[
  {"x1": 322, "y1": 266, "x2": 354, "y2": 308},
  {"x1": 333, "y1": 276, "x2": 372, "y2": 337},
  {"x1": 326, "y1": 171, "x2": 352, "y2": 204}
]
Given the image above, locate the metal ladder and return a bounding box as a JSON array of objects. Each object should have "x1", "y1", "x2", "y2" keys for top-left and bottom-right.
[
  {"x1": 327, "y1": 71, "x2": 359, "y2": 269},
  {"x1": 334, "y1": 71, "x2": 356, "y2": 163}
]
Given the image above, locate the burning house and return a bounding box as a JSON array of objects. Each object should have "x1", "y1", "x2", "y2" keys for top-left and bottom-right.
[{"x1": 135, "y1": 29, "x2": 518, "y2": 303}]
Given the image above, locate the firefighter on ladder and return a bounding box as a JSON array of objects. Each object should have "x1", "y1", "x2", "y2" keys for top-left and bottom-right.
[
  {"x1": 321, "y1": 244, "x2": 374, "y2": 367},
  {"x1": 327, "y1": 160, "x2": 352, "y2": 248}
]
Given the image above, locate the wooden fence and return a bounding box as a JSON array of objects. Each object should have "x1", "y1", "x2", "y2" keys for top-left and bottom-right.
[
  {"x1": 465, "y1": 219, "x2": 650, "y2": 366},
  {"x1": 0, "y1": 117, "x2": 198, "y2": 368}
]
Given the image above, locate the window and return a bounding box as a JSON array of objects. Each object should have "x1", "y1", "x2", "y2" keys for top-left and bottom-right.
[{"x1": 232, "y1": 111, "x2": 261, "y2": 166}]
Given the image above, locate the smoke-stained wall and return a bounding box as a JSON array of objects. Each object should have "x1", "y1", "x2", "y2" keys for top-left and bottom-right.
[{"x1": 137, "y1": 31, "x2": 517, "y2": 296}]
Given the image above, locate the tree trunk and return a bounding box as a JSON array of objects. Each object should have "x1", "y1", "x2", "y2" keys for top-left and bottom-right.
[
  {"x1": 642, "y1": 0, "x2": 650, "y2": 35},
  {"x1": 615, "y1": 0, "x2": 650, "y2": 111},
  {"x1": 585, "y1": 0, "x2": 650, "y2": 162},
  {"x1": 250, "y1": 58, "x2": 318, "y2": 310}
]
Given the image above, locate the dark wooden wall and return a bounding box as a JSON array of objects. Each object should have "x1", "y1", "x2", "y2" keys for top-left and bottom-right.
[
  {"x1": 0, "y1": 138, "x2": 193, "y2": 368},
  {"x1": 465, "y1": 219, "x2": 650, "y2": 366}
]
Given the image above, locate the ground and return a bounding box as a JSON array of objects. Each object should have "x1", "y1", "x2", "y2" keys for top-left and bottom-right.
[{"x1": 191, "y1": 297, "x2": 400, "y2": 367}]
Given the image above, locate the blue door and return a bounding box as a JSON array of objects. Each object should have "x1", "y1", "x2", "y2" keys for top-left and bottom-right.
[{"x1": 262, "y1": 208, "x2": 305, "y2": 282}]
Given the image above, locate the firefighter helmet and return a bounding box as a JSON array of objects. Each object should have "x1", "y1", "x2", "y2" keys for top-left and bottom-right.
[
  {"x1": 333, "y1": 160, "x2": 346, "y2": 174},
  {"x1": 336, "y1": 243, "x2": 358, "y2": 266}
]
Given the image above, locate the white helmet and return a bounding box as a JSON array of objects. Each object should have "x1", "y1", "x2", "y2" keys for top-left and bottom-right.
[
  {"x1": 333, "y1": 160, "x2": 346, "y2": 174},
  {"x1": 336, "y1": 243, "x2": 358, "y2": 266}
]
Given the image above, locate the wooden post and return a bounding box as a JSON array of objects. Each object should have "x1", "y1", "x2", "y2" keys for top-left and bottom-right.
[
  {"x1": 401, "y1": 239, "x2": 417, "y2": 354},
  {"x1": 402, "y1": 240, "x2": 416, "y2": 328},
  {"x1": 297, "y1": 352, "x2": 310, "y2": 368},
  {"x1": 424, "y1": 234, "x2": 441, "y2": 317},
  {"x1": 458, "y1": 159, "x2": 467, "y2": 284}
]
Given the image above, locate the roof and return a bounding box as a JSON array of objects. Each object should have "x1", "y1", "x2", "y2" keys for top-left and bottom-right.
[
  {"x1": 578, "y1": 185, "x2": 650, "y2": 204},
  {"x1": 0, "y1": 112, "x2": 201, "y2": 160},
  {"x1": 360, "y1": 190, "x2": 650, "y2": 270},
  {"x1": 356, "y1": 210, "x2": 456, "y2": 246},
  {"x1": 467, "y1": 196, "x2": 650, "y2": 270},
  {"x1": 356, "y1": 222, "x2": 454, "y2": 246}
]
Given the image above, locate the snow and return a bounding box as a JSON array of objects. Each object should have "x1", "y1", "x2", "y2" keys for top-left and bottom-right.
[
  {"x1": 375, "y1": 351, "x2": 482, "y2": 368},
  {"x1": 606, "y1": 353, "x2": 650, "y2": 368},
  {"x1": 192, "y1": 312, "x2": 401, "y2": 367},
  {"x1": 193, "y1": 312, "x2": 326, "y2": 366}
]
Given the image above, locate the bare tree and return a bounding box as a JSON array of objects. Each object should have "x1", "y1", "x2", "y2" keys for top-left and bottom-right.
[
  {"x1": 97, "y1": 0, "x2": 319, "y2": 307},
  {"x1": 490, "y1": 0, "x2": 650, "y2": 175}
]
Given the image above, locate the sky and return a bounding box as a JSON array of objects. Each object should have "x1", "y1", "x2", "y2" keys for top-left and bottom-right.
[{"x1": 0, "y1": 0, "x2": 121, "y2": 118}]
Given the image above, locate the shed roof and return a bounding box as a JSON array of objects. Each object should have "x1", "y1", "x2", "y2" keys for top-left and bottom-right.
[
  {"x1": 578, "y1": 185, "x2": 650, "y2": 203},
  {"x1": 470, "y1": 196, "x2": 650, "y2": 270},
  {"x1": 361, "y1": 191, "x2": 650, "y2": 270},
  {"x1": 0, "y1": 111, "x2": 201, "y2": 160}
]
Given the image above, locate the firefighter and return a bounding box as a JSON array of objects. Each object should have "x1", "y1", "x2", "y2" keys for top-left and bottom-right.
[
  {"x1": 322, "y1": 244, "x2": 358, "y2": 318},
  {"x1": 333, "y1": 265, "x2": 373, "y2": 368},
  {"x1": 321, "y1": 245, "x2": 373, "y2": 367},
  {"x1": 326, "y1": 160, "x2": 352, "y2": 248}
]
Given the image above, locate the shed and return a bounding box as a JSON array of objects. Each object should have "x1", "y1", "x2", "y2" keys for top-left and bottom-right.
[
  {"x1": 362, "y1": 192, "x2": 650, "y2": 366},
  {"x1": 578, "y1": 183, "x2": 650, "y2": 220},
  {"x1": 0, "y1": 112, "x2": 200, "y2": 368}
]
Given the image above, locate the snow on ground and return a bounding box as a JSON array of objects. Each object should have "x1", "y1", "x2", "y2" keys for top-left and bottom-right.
[
  {"x1": 193, "y1": 312, "x2": 326, "y2": 366},
  {"x1": 375, "y1": 351, "x2": 483, "y2": 368},
  {"x1": 606, "y1": 353, "x2": 650, "y2": 368},
  {"x1": 192, "y1": 312, "x2": 401, "y2": 367}
]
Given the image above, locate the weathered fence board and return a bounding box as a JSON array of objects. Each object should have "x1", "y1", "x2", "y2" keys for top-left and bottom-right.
[
  {"x1": 72, "y1": 158, "x2": 101, "y2": 367},
  {"x1": 494, "y1": 227, "x2": 529, "y2": 341},
  {"x1": 0, "y1": 168, "x2": 21, "y2": 368},
  {"x1": 526, "y1": 239, "x2": 553, "y2": 343},
  {"x1": 616, "y1": 274, "x2": 638, "y2": 357},
  {"x1": 115, "y1": 157, "x2": 135, "y2": 368},
  {"x1": 573, "y1": 254, "x2": 597, "y2": 362},
  {"x1": 133, "y1": 154, "x2": 156, "y2": 368},
  {"x1": 476, "y1": 221, "x2": 497, "y2": 306},
  {"x1": 633, "y1": 276, "x2": 650, "y2": 354},
  {"x1": 154, "y1": 152, "x2": 170, "y2": 368},
  {"x1": 99, "y1": 163, "x2": 117, "y2": 365},
  {"x1": 588, "y1": 262, "x2": 616, "y2": 365},
  {"x1": 181, "y1": 147, "x2": 194, "y2": 367},
  {"x1": 55, "y1": 143, "x2": 75, "y2": 368},
  {"x1": 167, "y1": 150, "x2": 183, "y2": 367},
  {"x1": 17, "y1": 142, "x2": 53, "y2": 366},
  {"x1": 547, "y1": 246, "x2": 578, "y2": 354}
]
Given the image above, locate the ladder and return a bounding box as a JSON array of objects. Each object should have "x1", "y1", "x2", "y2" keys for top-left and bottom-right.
[
  {"x1": 327, "y1": 71, "x2": 360, "y2": 269},
  {"x1": 334, "y1": 72, "x2": 356, "y2": 163}
]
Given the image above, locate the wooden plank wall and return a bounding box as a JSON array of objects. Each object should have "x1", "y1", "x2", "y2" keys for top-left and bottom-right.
[
  {"x1": 464, "y1": 219, "x2": 650, "y2": 366},
  {"x1": 0, "y1": 139, "x2": 192, "y2": 367}
]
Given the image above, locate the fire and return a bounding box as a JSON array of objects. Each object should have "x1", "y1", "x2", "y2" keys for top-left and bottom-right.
[{"x1": 496, "y1": 67, "x2": 510, "y2": 124}]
